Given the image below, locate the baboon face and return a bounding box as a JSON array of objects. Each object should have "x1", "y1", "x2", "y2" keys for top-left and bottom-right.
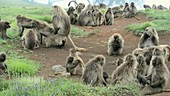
[
  {"x1": 125, "y1": 2, "x2": 129, "y2": 7},
  {"x1": 144, "y1": 27, "x2": 155, "y2": 37},
  {"x1": 95, "y1": 55, "x2": 106, "y2": 66},
  {"x1": 153, "y1": 48, "x2": 163, "y2": 56},
  {"x1": 107, "y1": 8, "x2": 112, "y2": 13},
  {"x1": 152, "y1": 56, "x2": 163, "y2": 67},
  {"x1": 125, "y1": 54, "x2": 135, "y2": 64},
  {"x1": 116, "y1": 58, "x2": 123, "y2": 66},
  {"x1": 69, "y1": 6, "x2": 75, "y2": 12},
  {"x1": 4, "y1": 22, "x2": 10, "y2": 29},
  {"x1": 130, "y1": 2, "x2": 135, "y2": 7},
  {"x1": 78, "y1": 3, "x2": 85, "y2": 9},
  {"x1": 136, "y1": 55, "x2": 145, "y2": 64}
]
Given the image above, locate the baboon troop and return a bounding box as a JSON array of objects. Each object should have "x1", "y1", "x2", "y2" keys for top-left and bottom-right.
[
  {"x1": 21, "y1": 29, "x2": 39, "y2": 50},
  {"x1": 107, "y1": 33, "x2": 124, "y2": 56},
  {"x1": 82, "y1": 55, "x2": 107, "y2": 86},
  {"x1": 1, "y1": 1, "x2": 170, "y2": 95},
  {"x1": 0, "y1": 20, "x2": 11, "y2": 39},
  {"x1": 138, "y1": 27, "x2": 159, "y2": 48}
]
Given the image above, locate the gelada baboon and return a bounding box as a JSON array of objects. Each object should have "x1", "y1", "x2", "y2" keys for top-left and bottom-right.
[
  {"x1": 157, "y1": 5, "x2": 168, "y2": 10},
  {"x1": 0, "y1": 52, "x2": 7, "y2": 75},
  {"x1": 157, "y1": 45, "x2": 170, "y2": 63},
  {"x1": 52, "y1": 5, "x2": 87, "y2": 51},
  {"x1": 104, "y1": 8, "x2": 114, "y2": 25},
  {"x1": 82, "y1": 55, "x2": 107, "y2": 86},
  {"x1": 68, "y1": 1, "x2": 85, "y2": 14},
  {"x1": 0, "y1": 21, "x2": 11, "y2": 39},
  {"x1": 122, "y1": 2, "x2": 129, "y2": 16},
  {"x1": 152, "y1": 4, "x2": 157, "y2": 9},
  {"x1": 129, "y1": 2, "x2": 137, "y2": 15},
  {"x1": 99, "y1": 3, "x2": 106, "y2": 9},
  {"x1": 66, "y1": 48, "x2": 84, "y2": 75},
  {"x1": 107, "y1": 33, "x2": 124, "y2": 56},
  {"x1": 143, "y1": 4, "x2": 151, "y2": 9},
  {"x1": 30, "y1": 20, "x2": 55, "y2": 44},
  {"x1": 78, "y1": 4, "x2": 95, "y2": 26},
  {"x1": 138, "y1": 27, "x2": 159, "y2": 48},
  {"x1": 111, "y1": 54, "x2": 138, "y2": 85},
  {"x1": 16, "y1": 15, "x2": 37, "y2": 37},
  {"x1": 67, "y1": 6, "x2": 75, "y2": 16},
  {"x1": 142, "y1": 48, "x2": 170, "y2": 95},
  {"x1": 21, "y1": 29, "x2": 39, "y2": 50},
  {"x1": 69, "y1": 13, "x2": 77, "y2": 25},
  {"x1": 94, "y1": 10, "x2": 105, "y2": 26}
]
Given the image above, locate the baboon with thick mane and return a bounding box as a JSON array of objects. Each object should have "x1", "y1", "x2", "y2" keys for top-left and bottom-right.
[
  {"x1": 0, "y1": 21, "x2": 11, "y2": 39},
  {"x1": 142, "y1": 48, "x2": 170, "y2": 95},
  {"x1": 107, "y1": 33, "x2": 124, "y2": 56},
  {"x1": 21, "y1": 29, "x2": 39, "y2": 50},
  {"x1": 82, "y1": 55, "x2": 107, "y2": 86},
  {"x1": 111, "y1": 54, "x2": 138, "y2": 85},
  {"x1": 52, "y1": 5, "x2": 87, "y2": 51},
  {"x1": 138, "y1": 27, "x2": 159, "y2": 48},
  {"x1": 78, "y1": 4, "x2": 95, "y2": 26},
  {"x1": 66, "y1": 48, "x2": 84, "y2": 75}
]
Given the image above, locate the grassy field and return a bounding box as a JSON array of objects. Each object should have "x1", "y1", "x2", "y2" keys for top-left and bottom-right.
[{"x1": 126, "y1": 9, "x2": 170, "y2": 35}]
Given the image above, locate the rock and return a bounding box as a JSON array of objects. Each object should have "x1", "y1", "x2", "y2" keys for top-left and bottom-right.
[{"x1": 52, "y1": 65, "x2": 66, "y2": 73}]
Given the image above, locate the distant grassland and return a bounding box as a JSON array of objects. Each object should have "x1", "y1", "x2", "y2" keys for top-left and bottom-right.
[{"x1": 126, "y1": 9, "x2": 170, "y2": 35}]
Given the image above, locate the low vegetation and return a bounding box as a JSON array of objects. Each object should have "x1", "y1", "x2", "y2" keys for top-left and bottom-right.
[
  {"x1": 0, "y1": 77, "x2": 141, "y2": 96},
  {"x1": 126, "y1": 9, "x2": 170, "y2": 35}
]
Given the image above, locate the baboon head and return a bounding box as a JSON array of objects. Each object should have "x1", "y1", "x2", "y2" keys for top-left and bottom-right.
[
  {"x1": 136, "y1": 54, "x2": 145, "y2": 65},
  {"x1": 125, "y1": 2, "x2": 129, "y2": 7},
  {"x1": 4, "y1": 22, "x2": 11, "y2": 29},
  {"x1": 116, "y1": 58, "x2": 124, "y2": 66},
  {"x1": 125, "y1": 54, "x2": 136, "y2": 66},
  {"x1": 76, "y1": 3, "x2": 85, "y2": 13},
  {"x1": 94, "y1": 55, "x2": 106, "y2": 66},
  {"x1": 0, "y1": 52, "x2": 6, "y2": 62},
  {"x1": 152, "y1": 56, "x2": 163, "y2": 67},
  {"x1": 144, "y1": 27, "x2": 156, "y2": 37},
  {"x1": 107, "y1": 8, "x2": 112, "y2": 14},
  {"x1": 152, "y1": 47, "x2": 163, "y2": 56},
  {"x1": 68, "y1": 6, "x2": 75, "y2": 12},
  {"x1": 130, "y1": 2, "x2": 135, "y2": 7}
]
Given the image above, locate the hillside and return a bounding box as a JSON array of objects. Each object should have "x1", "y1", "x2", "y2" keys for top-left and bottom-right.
[{"x1": 0, "y1": 0, "x2": 48, "y2": 7}]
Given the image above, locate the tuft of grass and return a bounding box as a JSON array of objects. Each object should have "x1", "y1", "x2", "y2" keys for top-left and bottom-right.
[
  {"x1": 6, "y1": 58, "x2": 41, "y2": 76},
  {"x1": 0, "y1": 77, "x2": 142, "y2": 96},
  {"x1": 126, "y1": 21, "x2": 155, "y2": 35},
  {"x1": 71, "y1": 26, "x2": 96, "y2": 37}
]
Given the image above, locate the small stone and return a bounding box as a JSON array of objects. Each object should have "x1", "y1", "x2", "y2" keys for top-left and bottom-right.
[{"x1": 52, "y1": 65, "x2": 66, "y2": 73}]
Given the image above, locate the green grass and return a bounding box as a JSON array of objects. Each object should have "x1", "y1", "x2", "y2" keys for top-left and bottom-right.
[
  {"x1": 126, "y1": 9, "x2": 170, "y2": 35},
  {"x1": 0, "y1": 77, "x2": 142, "y2": 96},
  {"x1": 6, "y1": 58, "x2": 41, "y2": 76},
  {"x1": 140, "y1": 9, "x2": 170, "y2": 19},
  {"x1": 71, "y1": 25, "x2": 96, "y2": 37},
  {"x1": 0, "y1": 0, "x2": 48, "y2": 7}
]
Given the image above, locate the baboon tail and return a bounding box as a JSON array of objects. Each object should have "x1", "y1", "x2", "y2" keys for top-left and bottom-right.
[
  {"x1": 68, "y1": 35, "x2": 87, "y2": 52},
  {"x1": 68, "y1": 0, "x2": 78, "y2": 7},
  {"x1": 145, "y1": 89, "x2": 170, "y2": 95}
]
